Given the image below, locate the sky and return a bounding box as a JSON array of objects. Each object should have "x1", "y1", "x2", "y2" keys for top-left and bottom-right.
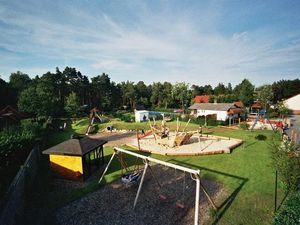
[{"x1": 0, "y1": 0, "x2": 300, "y2": 87}]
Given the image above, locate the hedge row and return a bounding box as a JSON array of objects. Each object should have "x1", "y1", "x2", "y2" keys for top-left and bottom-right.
[{"x1": 273, "y1": 191, "x2": 300, "y2": 225}]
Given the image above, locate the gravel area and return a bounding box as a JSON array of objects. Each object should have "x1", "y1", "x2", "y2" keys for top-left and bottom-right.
[{"x1": 56, "y1": 165, "x2": 223, "y2": 225}]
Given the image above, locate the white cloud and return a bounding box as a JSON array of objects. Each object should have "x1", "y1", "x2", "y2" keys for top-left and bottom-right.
[{"x1": 0, "y1": 1, "x2": 299, "y2": 85}]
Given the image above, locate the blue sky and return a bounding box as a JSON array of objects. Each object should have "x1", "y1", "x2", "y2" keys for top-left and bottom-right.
[{"x1": 0, "y1": 0, "x2": 300, "y2": 86}]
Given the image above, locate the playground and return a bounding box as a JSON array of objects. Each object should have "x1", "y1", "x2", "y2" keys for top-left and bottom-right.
[
  {"x1": 56, "y1": 164, "x2": 223, "y2": 225},
  {"x1": 129, "y1": 133, "x2": 243, "y2": 156}
]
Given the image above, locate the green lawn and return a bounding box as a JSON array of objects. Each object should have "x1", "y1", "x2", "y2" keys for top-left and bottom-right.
[
  {"x1": 44, "y1": 119, "x2": 284, "y2": 225},
  {"x1": 151, "y1": 130, "x2": 283, "y2": 224}
]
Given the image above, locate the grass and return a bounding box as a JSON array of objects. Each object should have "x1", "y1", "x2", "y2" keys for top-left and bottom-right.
[
  {"x1": 151, "y1": 130, "x2": 283, "y2": 224},
  {"x1": 42, "y1": 118, "x2": 284, "y2": 225}
]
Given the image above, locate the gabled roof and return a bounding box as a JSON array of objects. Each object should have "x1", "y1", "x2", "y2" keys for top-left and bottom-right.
[
  {"x1": 43, "y1": 136, "x2": 107, "y2": 156},
  {"x1": 233, "y1": 101, "x2": 244, "y2": 108},
  {"x1": 189, "y1": 103, "x2": 235, "y2": 111},
  {"x1": 194, "y1": 95, "x2": 209, "y2": 103},
  {"x1": 285, "y1": 93, "x2": 300, "y2": 101},
  {"x1": 0, "y1": 105, "x2": 25, "y2": 121}
]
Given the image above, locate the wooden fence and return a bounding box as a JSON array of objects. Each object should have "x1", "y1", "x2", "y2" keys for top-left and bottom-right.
[{"x1": 0, "y1": 145, "x2": 41, "y2": 225}]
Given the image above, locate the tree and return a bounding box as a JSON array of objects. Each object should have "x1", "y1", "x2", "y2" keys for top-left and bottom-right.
[
  {"x1": 64, "y1": 92, "x2": 81, "y2": 117},
  {"x1": 9, "y1": 71, "x2": 31, "y2": 93},
  {"x1": 91, "y1": 73, "x2": 113, "y2": 111},
  {"x1": 150, "y1": 82, "x2": 164, "y2": 108},
  {"x1": 255, "y1": 84, "x2": 273, "y2": 109},
  {"x1": 162, "y1": 82, "x2": 174, "y2": 109},
  {"x1": 0, "y1": 78, "x2": 15, "y2": 108},
  {"x1": 135, "y1": 81, "x2": 151, "y2": 108},
  {"x1": 172, "y1": 82, "x2": 191, "y2": 109},
  {"x1": 214, "y1": 83, "x2": 227, "y2": 96},
  {"x1": 119, "y1": 81, "x2": 136, "y2": 109},
  {"x1": 277, "y1": 100, "x2": 289, "y2": 118},
  {"x1": 9, "y1": 71, "x2": 31, "y2": 105},
  {"x1": 202, "y1": 85, "x2": 213, "y2": 95},
  {"x1": 227, "y1": 83, "x2": 233, "y2": 94},
  {"x1": 234, "y1": 79, "x2": 255, "y2": 106},
  {"x1": 272, "y1": 79, "x2": 300, "y2": 102},
  {"x1": 18, "y1": 87, "x2": 39, "y2": 115}
]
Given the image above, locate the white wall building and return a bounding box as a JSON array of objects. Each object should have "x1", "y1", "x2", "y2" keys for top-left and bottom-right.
[
  {"x1": 189, "y1": 103, "x2": 241, "y2": 121},
  {"x1": 284, "y1": 94, "x2": 300, "y2": 115},
  {"x1": 135, "y1": 110, "x2": 149, "y2": 122}
]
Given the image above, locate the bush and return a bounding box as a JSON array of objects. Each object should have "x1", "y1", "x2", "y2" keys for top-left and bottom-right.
[
  {"x1": 273, "y1": 191, "x2": 300, "y2": 225},
  {"x1": 239, "y1": 122, "x2": 249, "y2": 130},
  {"x1": 269, "y1": 111, "x2": 279, "y2": 118},
  {"x1": 271, "y1": 142, "x2": 300, "y2": 191},
  {"x1": 112, "y1": 112, "x2": 135, "y2": 122},
  {"x1": 0, "y1": 122, "x2": 44, "y2": 169},
  {"x1": 190, "y1": 116, "x2": 227, "y2": 126}
]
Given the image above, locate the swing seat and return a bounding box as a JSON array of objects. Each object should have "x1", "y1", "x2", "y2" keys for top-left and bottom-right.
[
  {"x1": 175, "y1": 202, "x2": 185, "y2": 209},
  {"x1": 121, "y1": 172, "x2": 141, "y2": 185}
]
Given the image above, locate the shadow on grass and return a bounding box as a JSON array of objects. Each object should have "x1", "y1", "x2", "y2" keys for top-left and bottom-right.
[{"x1": 168, "y1": 159, "x2": 248, "y2": 225}]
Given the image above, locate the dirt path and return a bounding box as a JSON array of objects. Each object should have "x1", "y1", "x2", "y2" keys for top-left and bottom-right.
[{"x1": 92, "y1": 131, "x2": 137, "y2": 147}]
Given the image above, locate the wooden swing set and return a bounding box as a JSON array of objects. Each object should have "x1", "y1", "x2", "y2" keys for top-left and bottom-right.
[
  {"x1": 99, "y1": 147, "x2": 217, "y2": 225},
  {"x1": 86, "y1": 108, "x2": 102, "y2": 135}
]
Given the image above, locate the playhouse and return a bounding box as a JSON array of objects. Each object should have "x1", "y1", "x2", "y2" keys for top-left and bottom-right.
[
  {"x1": 43, "y1": 136, "x2": 107, "y2": 181},
  {"x1": 135, "y1": 110, "x2": 149, "y2": 122}
]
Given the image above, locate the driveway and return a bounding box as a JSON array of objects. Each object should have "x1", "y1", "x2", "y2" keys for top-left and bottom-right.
[{"x1": 288, "y1": 115, "x2": 300, "y2": 143}]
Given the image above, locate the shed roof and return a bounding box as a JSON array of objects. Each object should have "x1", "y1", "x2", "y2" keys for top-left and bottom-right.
[
  {"x1": 43, "y1": 136, "x2": 107, "y2": 156},
  {"x1": 189, "y1": 103, "x2": 235, "y2": 111}
]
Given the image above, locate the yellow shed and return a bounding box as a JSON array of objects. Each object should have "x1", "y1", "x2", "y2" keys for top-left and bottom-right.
[{"x1": 43, "y1": 136, "x2": 107, "y2": 181}]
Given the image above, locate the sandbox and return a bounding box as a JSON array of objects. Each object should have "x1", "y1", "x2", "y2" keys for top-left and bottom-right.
[{"x1": 128, "y1": 133, "x2": 243, "y2": 156}]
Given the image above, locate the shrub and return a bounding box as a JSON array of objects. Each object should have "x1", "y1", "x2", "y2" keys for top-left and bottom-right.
[
  {"x1": 273, "y1": 191, "x2": 300, "y2": 225},
  {"x1": 271, "y1": 142, "x2": 300, "y2": 191},
  {"x1": 239, "y1": 122, "x2": 249, "y2": 130},
  {"x1": 112, "y1": 112, "x2": 135, "y2": 122},
  {"x1": 269, "y1": 111, "x2": 279, "y2": 118},
  {"x1": 0, "y1": 122, "x2": 44, "y2": 169},
  {"x1": 255, "y1": 134, "x2": 267, "y2": 141}
]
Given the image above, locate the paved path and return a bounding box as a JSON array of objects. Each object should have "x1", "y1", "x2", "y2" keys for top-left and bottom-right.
[
  {"x1": 291, "y1": 115, "x2": 300, "y2": 143},
  {"x1": 286, "y1": 115, "x2": 300, "y2": 144}
]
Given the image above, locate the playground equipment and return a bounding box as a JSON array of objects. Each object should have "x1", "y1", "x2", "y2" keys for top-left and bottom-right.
[
  {"x1": 86, "y1": 108, "x2": 102, "y2": 135},
  {"x1": 250, "y1": 109, "x2": 276, "y2": 132},
  {"x1": 99, "y1": 147, "x2": 217, "y2": 225},
  {"x1": 150, "y1": 118, "x2": 194, "y2": 147}
]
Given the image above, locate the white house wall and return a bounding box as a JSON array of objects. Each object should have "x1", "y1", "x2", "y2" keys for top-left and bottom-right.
[
  {"x1": 285, "y1": 94, "x2": 300, "y2": 114},
  {"x1": 196, "y1": 110, "x2": 229, "y2": 121}
]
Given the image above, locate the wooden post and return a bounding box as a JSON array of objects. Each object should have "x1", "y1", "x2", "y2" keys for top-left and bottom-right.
[
  {"x1": 274, "y1": 170, "x2": 278, "y2": 212},
  {"x1": 136, "y1": 130, "x2": 141, "y2": 151}
]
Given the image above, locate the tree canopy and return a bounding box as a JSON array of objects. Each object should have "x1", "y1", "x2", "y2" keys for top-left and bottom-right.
[{"x1": 0, "y1": 66, "x2": 298, "y2": 117}]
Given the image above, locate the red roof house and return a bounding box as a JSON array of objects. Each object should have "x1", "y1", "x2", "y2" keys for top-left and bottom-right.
[{"x1": 194, "y1": 95, "x2": 209, "y2": 103}]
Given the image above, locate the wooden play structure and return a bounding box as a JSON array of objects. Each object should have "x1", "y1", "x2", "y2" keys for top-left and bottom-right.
[
  {"x1": 43, "y1": 136, "x2": 107, "y2": 181},
  {"x1": 150, "y1": 118, "x2": 194, "y2": 147},
  {"x1": 86, "y1": 108, "x2": 102, "y2": 135},
  {"x1": 99, "y1": 147, "x2": 217, "y2": 225}
]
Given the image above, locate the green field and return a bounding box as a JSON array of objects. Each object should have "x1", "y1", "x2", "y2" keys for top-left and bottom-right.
[{"x1": 42, "y1": 119, "x2": 284, "y2": 225}]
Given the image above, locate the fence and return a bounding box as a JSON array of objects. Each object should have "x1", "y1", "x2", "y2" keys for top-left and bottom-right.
[{"x1": 0, "y1": 145, "x2": 41, "y2": 225}]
